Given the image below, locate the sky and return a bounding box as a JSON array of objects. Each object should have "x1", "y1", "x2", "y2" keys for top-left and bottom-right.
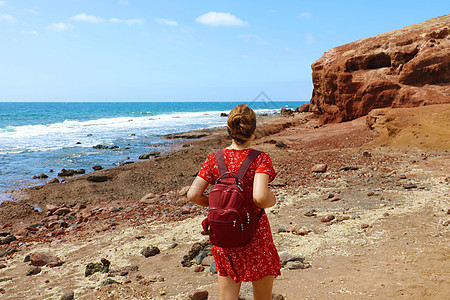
[{"x1": 0, "y1": 1, "x2": 448, "y2": 102}]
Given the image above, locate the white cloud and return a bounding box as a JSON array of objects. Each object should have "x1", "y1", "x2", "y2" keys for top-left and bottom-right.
[
  {"x1": 155, "y1": 18, "x2": 178, "y2": 26},
  {"x1": 110, "y1": 17, "x2": 144, "y2": 25},
  {"x1": 0, "y1": 1, "x2": 5, "y2": 7},
  {"x1": 21, "y1": 30, "x2": 39, "y2": 36},
  {"x1": 298, "y1": 12, "x2": 312, "y2": 19},
  {"x1": 70, "y1": 13, "x2": 105, "y2": 23},
  {"x1": 195, "y1": 12, "x2": 247, "y2": 27},
  {"x1": 47, "y1": 22, "x2": 73, "y2": 31},
  {"x1": 0, "y1": 13, "x2": 16, "y2": 23}
]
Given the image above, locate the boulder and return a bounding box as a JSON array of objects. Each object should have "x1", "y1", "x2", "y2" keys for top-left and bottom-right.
[
  {"x1": 30, "y1": 252, "x2": 64, "y2": 267},
  {"x1": 310, "y1": 15, "x2": 450, "y2": 124},
  {"x1": 58, "y1": 169, "x2": 75, "y2": 177},
  {"x1": 311, "y1": 164, "x2": 327, "y2": 173},
  {"x1": 296, "y1": 103, "x2": 310, "y2": 113}
]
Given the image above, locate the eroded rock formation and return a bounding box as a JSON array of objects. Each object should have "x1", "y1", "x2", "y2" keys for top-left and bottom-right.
[{"x1": 310, "y1": 15, "x2": 450, "y2": 124}]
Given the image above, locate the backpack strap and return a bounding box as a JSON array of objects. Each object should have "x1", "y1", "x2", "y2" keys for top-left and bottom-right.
[
  {"x1": 215, "y1": 150, "x2": 228, "y2": 176},
  {"x1": 236, "y1": 150, "x2": 261, "y2": 179},
  {"x1": 215, "y1": 149, "x2": 261, "y2": 179}
]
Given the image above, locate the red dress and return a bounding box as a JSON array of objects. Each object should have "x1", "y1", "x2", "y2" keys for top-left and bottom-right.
[{"x1": 198, "y1": 148, "x2": 281, "y2": 282}]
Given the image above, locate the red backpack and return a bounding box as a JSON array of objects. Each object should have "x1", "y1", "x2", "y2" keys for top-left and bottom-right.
[{"x1": 202, "y1": 149, "x2": 263, "y2": 248}]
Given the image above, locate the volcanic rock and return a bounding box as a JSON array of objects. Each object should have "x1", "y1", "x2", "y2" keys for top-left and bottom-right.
[{"x1": 310, "y1": 15, "x2": 450, "y2": 124}]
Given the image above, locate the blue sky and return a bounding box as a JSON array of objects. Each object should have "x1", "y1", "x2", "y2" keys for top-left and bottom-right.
[{"x1": 0, "y1": 1, "x2": 448, "y2": 102}]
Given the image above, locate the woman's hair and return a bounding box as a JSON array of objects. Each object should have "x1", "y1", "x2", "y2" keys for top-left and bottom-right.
[{"x1": 227, "y1": 104, "x2": 256, "y2": 144}]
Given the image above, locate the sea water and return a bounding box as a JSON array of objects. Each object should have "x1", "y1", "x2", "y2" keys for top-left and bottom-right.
[{"x1": 0, "y1": 101, "x2": 305, "y2": 201}]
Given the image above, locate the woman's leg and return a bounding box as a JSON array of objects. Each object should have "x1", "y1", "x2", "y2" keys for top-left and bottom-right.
[
  {"x1": 252, "y1": 275, "x2": 274, "y2": 300},
  {"x1": 218, "y1": 275, "x2": 241, "y2": 300}
]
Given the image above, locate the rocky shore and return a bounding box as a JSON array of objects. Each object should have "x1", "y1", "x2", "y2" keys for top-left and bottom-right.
[{"x1": 0, "y1": 104, "x2": 449, "y2": 299}]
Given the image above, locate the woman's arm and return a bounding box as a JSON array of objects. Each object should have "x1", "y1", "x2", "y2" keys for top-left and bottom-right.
[
  {"x1": 253, "y1": 173, "x2": 276, "y2": 208},
  {"x1": 187, "y1": 176, "x2": 210, "y2": 207}
]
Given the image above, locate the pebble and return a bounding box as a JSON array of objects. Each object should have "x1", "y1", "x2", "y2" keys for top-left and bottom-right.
[
  {"x1": 279, "y1": 252, "x2": 305, "y2": 266},
  {"x1": 101, "y1": 278, "x2": 120, "y2": 286},
  {"x1": 286, "y1": 261, "x2": 307, "y2": 270},
  {"x1": 141, "y1": 246, "x2": 160, "y2": 258},
  {"x1": 26, "y1": 266, "x2": 41, "y2": 276},
  {"x1": 188, "y1": 289, "x2": 208, "y2": 300},
  {"x1": 60, "y1": 290, "x2": 74, "y2": 300},
  {"x1": 311, "y1": 164, "x2": 327, "y2": 173}
]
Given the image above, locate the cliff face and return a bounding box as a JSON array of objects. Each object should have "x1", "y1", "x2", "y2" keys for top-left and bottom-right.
[{"x1": 310, "y1": 15, "x2": 450, "y2": 124}]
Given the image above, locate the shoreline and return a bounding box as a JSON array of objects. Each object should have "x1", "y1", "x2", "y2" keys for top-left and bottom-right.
[{"x1": 0, "y1": 106, "x2": 449, "y2": 299}]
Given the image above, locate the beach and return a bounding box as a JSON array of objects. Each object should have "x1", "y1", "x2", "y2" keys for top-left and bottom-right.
[{"x1": 0, "y1": 105, "x2": 449, "y2": 299}]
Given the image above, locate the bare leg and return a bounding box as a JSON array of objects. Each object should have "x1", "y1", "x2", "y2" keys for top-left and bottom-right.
[
  {"x1": 252, "y1": 275, "x2": 274, "y2": 300},
  {"x1": 218, "y1": 275, "x2": 241, "y2": 300}
]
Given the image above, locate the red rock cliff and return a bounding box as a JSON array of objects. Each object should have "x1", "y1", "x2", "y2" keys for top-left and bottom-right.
[{"x1": 310, "y1": 15, "x2": 450, "y2": 124}]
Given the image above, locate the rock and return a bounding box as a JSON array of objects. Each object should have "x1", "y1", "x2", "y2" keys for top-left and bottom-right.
[
  {"x1": 340, "y1": 166, "x2": 359, "y2": 171},
  {"x1": 53, "y1": 207, "x2": 71, "y2": 215},
  {"x1": 92, "y1": 165, "x2": 103, "y2": 171},
  {"x1": 361, "y1": 223, "x2": 370, "y2": 229},
  {"x1": 58, "y1": 169, "x2": 75, "y2": 177},
  {"x1": 279, "y1": 252, "x2": 305, "y2": 266},
  {"x1": 60, "y1": 290, "x2": 74, "y2": 300},
  {"x1": 86, "y1": 175, "x2": 109, "y2": 182},
  {"x1": 140, "y1": 193, "x2": 158, "y2": 203},
  {"x1": 85, "y1": 262, "x2": 109, "y2": 277},
  {"x1": 196, "y1": 250, "x2": 207, "y2": 265},
  {"x1": 296, "y1": 103, "x2": 310, "y2": 113},
  {"x1": 74, "y1": 169, "x2": 86, "y2": 174},
  {"x1": 280, "y1": 108, "x2": 294, "y2": 116},
  {"x1": 0, "y1": 264, "x2": 6, "y2": 269},
  {"x1": 30, "y1": 252, "x2": 64, "y2": 267},
  {"x1": 101, "y1": 278, "x2": 120, "y2": 286},
  {"x1": 0, "y1": 246, "x2": 19, "y2": 257},
  {"x1": 1, "y1": 234, "x2": 17, "y2": 244},
  {"x1": 201, "y1": 256, "x2": 214, "y2": 267},
  {"x1": 194, "y1": 266, "x2": 205, "y2": 272},
  {"x1": 141, "y1": 246, "x2": 160, "y2": 257},
  {"x1": 403, "y1": 183, "x2": 418, "y2": 189},
  {"x1": 37, "y1": 173, "x2": 48, "y2": 179},
  {"x1": 272, "y1": 293, "x2": 285, "y2": 300},
  {"x1": 46, "y1": 204, "x2": 59, "y2": 213},
  {"x1": 93, "y1": 144, "x2": 109, "y2": 149},
  {"x1": 286, "y1": 261, "x2": 307, "y2": 270},
  {"x1": 47, "y1": 178, "x2": 60, "y2": 184},
  {"x1": 310, "y1": 16, "x2": 450, "y2": 124},
  {"x1": 26, "y1": 266, "x2": 41, "y2": 276},
  {"x1": 188, "y1": 289, "x2": 209, "y2": 300},
  {"x1": 139, "y1": 151, "x2": 161, "y2": 159},
  {"x1": 321, "y1": 215, "x2": 335, "y2": 223},
  {"x1": 311, "y1": 164, "x2": 327, "y2": 173},
  {"x1": 275, "y1": 141, "x2": 287, "y2": 148}
]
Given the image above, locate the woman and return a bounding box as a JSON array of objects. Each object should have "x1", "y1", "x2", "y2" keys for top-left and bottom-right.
[{"x1": 187, "y1": 104, "x2": 281, "y2": 300}]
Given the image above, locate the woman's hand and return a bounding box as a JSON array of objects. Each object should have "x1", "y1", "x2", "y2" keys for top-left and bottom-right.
[
  {"x1": 253, "y1": 173, "x2": 276, "y2": 208},
  {"x1": 187, "y1": 176, "x2": 209, "y2": 207}
]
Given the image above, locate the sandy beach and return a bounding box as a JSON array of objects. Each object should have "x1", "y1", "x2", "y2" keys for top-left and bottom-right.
[{"x1": 0, "y1": 104, "x2": 449, "y2": 299}]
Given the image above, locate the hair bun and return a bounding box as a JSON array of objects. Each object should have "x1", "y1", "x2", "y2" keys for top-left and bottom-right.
[{"x1": 227, "y1": 104, "x2": 256, "y2": 144}]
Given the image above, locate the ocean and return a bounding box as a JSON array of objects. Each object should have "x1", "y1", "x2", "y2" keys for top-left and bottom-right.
[{"x1": 0, "y1": 101, "x2": 305, "y2": 201}]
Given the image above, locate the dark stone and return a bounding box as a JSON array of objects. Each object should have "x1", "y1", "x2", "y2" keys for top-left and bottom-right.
[
  {"x1": 85, "y1": 262, "x2": 109, "y2": 277},
  {"x1": 1, "y1": 235, "x2": 17, "y2": 245},
  {"x1": 86, "y1": 175, "x2": 109, "y2": 182},
  {"x1": 26, "y1": 266, "x2": 41, "y2": 276},
  {"x1": 58, "y1": 169, "x2": 75, "y2": 177},
  {"x1": 140, "y1": 246, "x2": 160, "y2": 258}
]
